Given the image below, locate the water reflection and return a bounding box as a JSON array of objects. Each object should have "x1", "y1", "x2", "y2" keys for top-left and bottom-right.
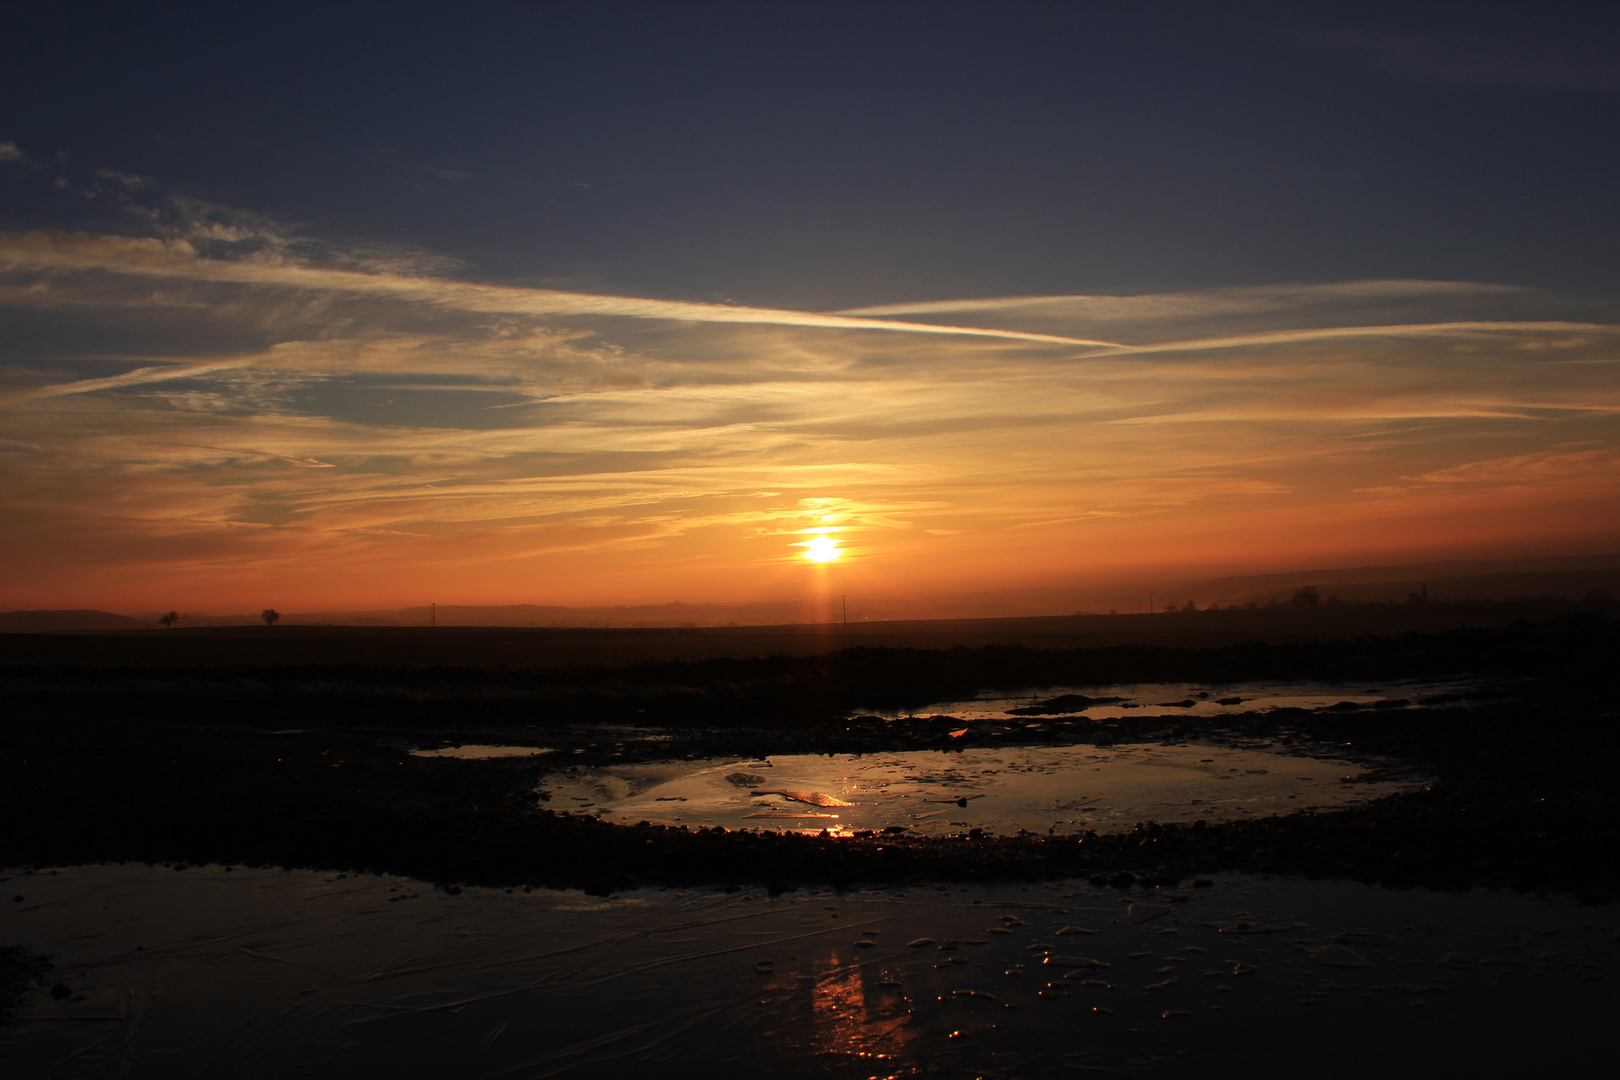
[
  {"x1": 801, "y1": 962, "x2": 914, "y2": 1070},
  {"x1": 892, "y1": 675, "x2": 1490, "y2": 722},
  {"x1": 9, "y1": 865, "x2": 1612, "y2": 1079},
  {"x1": 544, "y1": 742, "x2": 1422, "y2": 836}
]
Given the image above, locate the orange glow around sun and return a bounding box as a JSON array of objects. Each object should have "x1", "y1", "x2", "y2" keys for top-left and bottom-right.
[{"x1": 803, "y1": 535, "x2": 843, "y2": 563}]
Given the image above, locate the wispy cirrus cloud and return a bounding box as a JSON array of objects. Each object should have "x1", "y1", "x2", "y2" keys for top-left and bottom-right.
[
  {"x1": 0, "y1": 231, "x2": 1121, "y2": 349},
  {"x1": 2, "y1": 212, "x2": 1617, "y2": 610}
]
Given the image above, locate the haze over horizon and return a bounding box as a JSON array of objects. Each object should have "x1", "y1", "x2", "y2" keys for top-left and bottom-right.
[{"x1": 3, "y1": 3, "x2": 1617, "y2": 613}]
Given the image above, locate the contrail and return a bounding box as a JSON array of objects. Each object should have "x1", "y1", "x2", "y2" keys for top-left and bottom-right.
[
  {"x1": 1066, "y1": 321, "x2": 1620, "y2": 358},
  {"x1": 0, "y1": 232, "x2": 1124, "y2": 348},
  {"x1": 8, "y1": 358, "x2": 258, "y2": 402}
]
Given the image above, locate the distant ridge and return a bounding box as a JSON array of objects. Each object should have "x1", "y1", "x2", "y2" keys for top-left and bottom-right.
[
  {"x1": 10, "y1": 551, "x2": 1619, "y2": 632},
  {"x1": 0, "y1": 609, "x2": 149, "y2": 633}
]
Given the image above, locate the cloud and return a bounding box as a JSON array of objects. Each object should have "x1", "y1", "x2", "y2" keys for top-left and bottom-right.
[
  {"x1": 0, "y1": 231, "x2": 1123, "y2": 349},
  {"x1": 1, "y1": 220, "x2": 1617, "y2": 608},
  {"x1": 838, "y1": 281, "x2": 1606, "y2": 346},
  {"x1": 1405, "y1": 448, "x2": 1620, "y2": 488},
  {"x1": 0, "y1": 140, "x2": 47, "y2": 170},
  {"x1": 94, "y1": 168, "x2": 151, "y2": 190}
]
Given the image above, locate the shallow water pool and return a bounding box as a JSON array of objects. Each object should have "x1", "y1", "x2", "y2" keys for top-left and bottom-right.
[
  {"x1": 542, "y1": 741, "x2": 1421, "y2": 836},
  {"x1": 892, "y1": 675, "x2": 1491, "y2": 722}
]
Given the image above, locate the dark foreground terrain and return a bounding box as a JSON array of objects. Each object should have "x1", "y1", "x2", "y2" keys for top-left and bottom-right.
[
  {"x1": 4, "y1": 608, "x2": 1618, "y2": 1074},
  {"x1": 2, "y1": 608, "x2": 1616, "y2": 902}
]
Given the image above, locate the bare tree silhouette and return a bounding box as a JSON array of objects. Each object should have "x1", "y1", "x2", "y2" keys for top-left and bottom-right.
[
  {"x1": 158, "y1": 611, "x2": 179, "y2": 628},
  {"x1": 1292, "y1": 586, "x2": 1321, "y2": 608},
  {"x1": 261, "y1": 608, "x2": 281, "y2": 627}
]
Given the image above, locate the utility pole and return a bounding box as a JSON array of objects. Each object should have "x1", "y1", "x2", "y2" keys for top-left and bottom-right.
[
  {"x1": 431, "y1": 602, "x2": 436, "y2": 628},
  {"x1": 842, "y1": 594, "x2": 847, "y2": 625},
  {"x1": 1149, "y1": 592, "x2": 1154, "y2": 614}
]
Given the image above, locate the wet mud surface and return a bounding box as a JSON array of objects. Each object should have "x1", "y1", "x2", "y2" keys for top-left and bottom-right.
[
  {"x1": 3, "y1": 616, "x2": 1616, "y2": 1074},
  {"x1": 2, "y1": 864, "x2": 1614, "y2": 1078},
  {"x1": 2, "y1": 617, "x2": 1617, "y2": 901}
]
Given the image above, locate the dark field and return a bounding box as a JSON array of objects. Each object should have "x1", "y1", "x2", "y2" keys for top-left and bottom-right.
[
  {"x1": 3, "y1": 603, "x2": 1616, "y2": 900},
  {"x1": 5, "y1": 605, "x2": 1618, "y2": 1077},
  {"x1": 0, "y1": 599, "x2": 1587, "y2": 668}
]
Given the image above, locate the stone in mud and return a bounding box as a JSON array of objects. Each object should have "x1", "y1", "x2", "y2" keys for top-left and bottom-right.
[
  {"x1": 725, "y1": 772, "x2": 766, "y2": 787},
  {"x1": 1311, "y1": 945, "x2": 1371, "y2": 968},
  {"x1": 1213, "y1": 921, "x2": 1306, "y2": 934},
  {"x1": 750, "y1": 789, "x2": 854, "y2": 807},
  {"x1": 1128, "y1": 903, "x2": 1172, "y2": 924},
  {"x1": 1005, "y1": 694, "x2": 1126, "y2": 716},
  {"x1": 908, "y1": 938, "x2": 935, "y2": 947},
  {"x1": 1330, "y1": 931, "x2": 1405, "y2": 948},
  {"x1": 1046, "y1": 955, "x2": 1109, "y2": 969},
  {"x1": 742, "y1": 812, "x2": 840, "y2": 819},
  {"x1": 1055, "y1": 926, "x2": 1096, "y2": 936}
]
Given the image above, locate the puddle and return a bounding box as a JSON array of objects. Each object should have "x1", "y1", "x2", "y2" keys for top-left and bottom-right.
[
  {"x1": 541, "y1": 743, "x2": 1421, "y2": 836},
  {"x1": 890, "y1": 677, "x2": 1490, "y2": 722},
  {"x1": 2, "y1": 864, "x2": 1610, "y2": 1079},
  {"x1": 410, "y1": 744, "x2": 553, "y2": 759}
]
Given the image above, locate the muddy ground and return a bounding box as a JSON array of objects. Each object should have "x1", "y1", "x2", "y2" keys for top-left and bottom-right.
[{"x1": 2, "y1": 614, "x2": 1615, "y2": 906}]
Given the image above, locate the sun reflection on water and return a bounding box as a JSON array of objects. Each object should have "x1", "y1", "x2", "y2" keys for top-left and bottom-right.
[{"x1": 789, "y1": 953, "x2": 916, "y2": 1072}]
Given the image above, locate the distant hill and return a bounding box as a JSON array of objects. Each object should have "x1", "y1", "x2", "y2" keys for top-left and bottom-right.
[
  {"x1": 13, "y1": 551, "x2": 1618, "y2": 633},
  {"x1": 0, "y1": 609, "x2": 149, "y2": 633}
]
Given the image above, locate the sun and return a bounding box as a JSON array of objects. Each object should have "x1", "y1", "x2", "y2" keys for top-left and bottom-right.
[{"x1": 802, "y1": 535, "x2": 843, "y2": 563}]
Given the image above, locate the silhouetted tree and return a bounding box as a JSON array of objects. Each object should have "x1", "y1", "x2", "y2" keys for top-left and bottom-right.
[
  {"x1": 158, "y1": 611, "x2": 179, "y2": 628},
  {"x1": 1183, "y1": 599, "x2": 1197, "y2": 612},
  {"x1": 1291, "y1": 585, "x2": 1321, "y2": 608},
  {"x1": 261, "y1": 608, "x2": 280, "y2": 626}
]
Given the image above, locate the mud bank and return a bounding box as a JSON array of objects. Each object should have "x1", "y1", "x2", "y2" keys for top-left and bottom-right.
[{"x1": 2, "y1": 619, "x2": 1616, "y2": 901}]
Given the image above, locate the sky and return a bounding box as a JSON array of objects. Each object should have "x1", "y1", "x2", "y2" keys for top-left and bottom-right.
[{"x1": 2, "y1": 2, "x2": 1618, "y2": 613}]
